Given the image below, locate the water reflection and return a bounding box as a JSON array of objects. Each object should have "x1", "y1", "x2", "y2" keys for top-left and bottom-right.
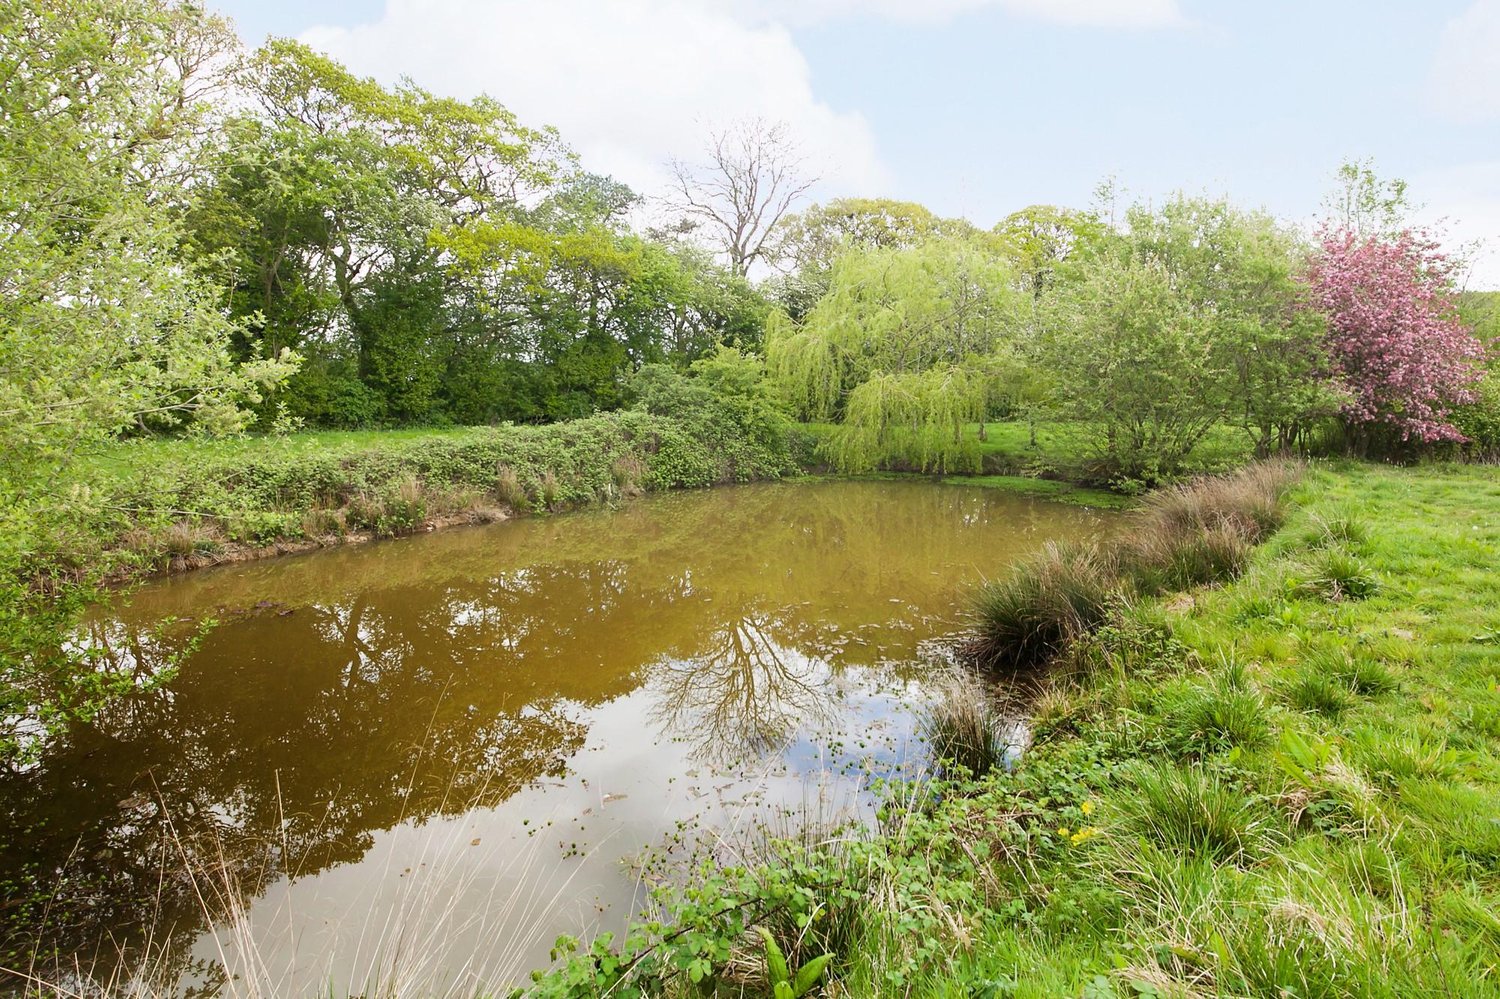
[
  {"x1": 0, "y1": 480, "x2": 1109, "y2": 992},
  {"x1": 649, "y1": 616, "x2": 840, "y2": 763}
]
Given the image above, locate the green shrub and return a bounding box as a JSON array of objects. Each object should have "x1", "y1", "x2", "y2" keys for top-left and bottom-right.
[{"x1": 1449, "y1": 368, "x2": 1500, "y2": 459}]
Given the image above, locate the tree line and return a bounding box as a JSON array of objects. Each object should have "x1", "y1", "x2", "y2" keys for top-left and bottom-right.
[
  {"x1": 3, "y1": 0, "x2": 1496, "y2": 485},
  {"x1": 1, "y1": 0, "x2": 781, "y2": 477},
  {"x1": 768, "y1": 174, "x2": 1496, "y2": 483}
]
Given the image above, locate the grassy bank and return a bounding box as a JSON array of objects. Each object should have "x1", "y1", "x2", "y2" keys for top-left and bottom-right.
[
  {"x1": 61, "y1": 417, "x2": 1132, "y2": 583},
  {"x1": 526, "y1": 461, "x2": 1500, "y2": 997},
  {"x1": 44, "y1": 408, "x2": 801, "y2": 582},
  {"x1": 797, "y1": 420, "x2": 1258, "y2": 485}
]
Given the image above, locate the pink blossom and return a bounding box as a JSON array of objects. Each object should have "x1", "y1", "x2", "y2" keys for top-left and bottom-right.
[{"x1": 1304, "y1": 227, "x2": 1485, "y2": 443}]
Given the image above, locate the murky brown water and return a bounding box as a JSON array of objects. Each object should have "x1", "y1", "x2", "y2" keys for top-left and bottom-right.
[{"x1": 0, "y1": 480, "x2": 1109, "y2": 996}]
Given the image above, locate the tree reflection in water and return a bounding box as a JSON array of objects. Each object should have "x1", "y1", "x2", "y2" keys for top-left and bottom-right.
[
  {"x1": 648, "y1": 615, "x2": 840, "y2": 764},
  {"x1": 0, "y1": 480, "x2": 1110, "y2": 993}
]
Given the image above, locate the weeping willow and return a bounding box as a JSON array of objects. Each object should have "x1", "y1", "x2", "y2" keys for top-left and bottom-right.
[
  {"x1": 767, "y1": 239, "x2": 1024, "y2": 470},
  {"x1": 830, "y1": 364, "x2": 990, "y2": 473},
  {"x1": 765, "y1": 308, "x2": 843, "y2": 420}
]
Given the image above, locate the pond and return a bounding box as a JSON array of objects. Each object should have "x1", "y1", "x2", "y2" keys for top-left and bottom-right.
[{"x1": 0, "y1": 479, "x2": 1110, "y2": 996}]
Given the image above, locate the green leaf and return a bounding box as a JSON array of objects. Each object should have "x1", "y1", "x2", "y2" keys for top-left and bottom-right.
[
  {"x1": 758, "y1": 927, "x2": 790, "y2": 986},
  {"x1": 793, "y1": 953, "x2": 834, "y2": 997}
]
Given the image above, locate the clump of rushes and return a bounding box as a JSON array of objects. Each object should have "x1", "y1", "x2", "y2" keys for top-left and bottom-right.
[
  {"x1": 1114, "y1": 762, "x2": 1279, "y2": 865},
  {"x1": 1121, "y1": 460, "x2": 1300, "y2": 595},
  {"x1": 1162, "y1": 673, "x2": 1271, "y2": 758},
  {"x1": 1124, "y1": 517, "x2": 1253, "y2": 594},
  {"x1": 973, "y1": 541, "x2": 1118, "y2": 670},
  {"x1": 974, "y1": 461, "x2": 1301, "y2": 670},
  {"x1": 1135, "y1": 460, "x2": 1299, "y2": 542},
  {"x1": 1282, "y1": 667, "x2": 1355, "y2": 717},
  {"x1": 921, "y1": 670, "x2": 1010, "y2": 777},
  {"x1": 1299, "y1": 546, "x2": 1379, "y2": 601}
]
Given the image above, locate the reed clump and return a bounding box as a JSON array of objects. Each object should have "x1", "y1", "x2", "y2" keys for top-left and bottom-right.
[
  {"x1": 974, "y1": 461, "x2": 1301, "y2": 670},
  {"x1": 921, "y1": 670, "x2": 1011, "y2": 778},
  {"x1": 973, "y1": 541, "x2": 1119, "y2": 670}
]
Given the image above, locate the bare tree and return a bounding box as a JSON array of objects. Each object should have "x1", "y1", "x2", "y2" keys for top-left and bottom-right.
[{"x1": 667, "y1": 118, "x2": 817, "y2": 278}]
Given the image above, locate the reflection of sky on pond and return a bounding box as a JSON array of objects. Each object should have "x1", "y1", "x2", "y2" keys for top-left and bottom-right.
[{"x1": 0, "y1": 480, "x2": 1112, "y2": 995}]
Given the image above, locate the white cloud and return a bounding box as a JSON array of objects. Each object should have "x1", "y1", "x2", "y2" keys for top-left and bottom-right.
[
  {"x1": 300, "y1": 0, "x2": 890, "y2": 203},
  {"x1": 1428, "y1": 0, "x2": 1500, "y2": 122},
  {"x1": 1413, "y1": 161, "x2": 1500, "y2": 290},
  {"x1": 730, "y1": 0, "x2": 1185, "y2": 28},
  {"x1": 989, "y1": 0, "x2": 1184, "y2": 27}
]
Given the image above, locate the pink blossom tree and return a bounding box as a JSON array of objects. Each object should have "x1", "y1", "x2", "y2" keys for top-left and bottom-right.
[{"x1": 1305, "y1": 227, "x2": 1485, "y2": 444}]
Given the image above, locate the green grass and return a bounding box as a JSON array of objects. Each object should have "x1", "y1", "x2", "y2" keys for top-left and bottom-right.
[
  {"x1": 526, "y1": 460, "x2": 1500, "y2": 997},
  {"x1": 816, "y1": 469, "x2": 1129, "y2": 508},
  {"x1": 968, "y1": 419, "x2": 1256, "y2": 475},
  {"x1": 83, "y1": 426, "x2": 478, "y2": 482},
  {"x1": 949, "y1": 461, "x2": 1500, "y2": 995}
]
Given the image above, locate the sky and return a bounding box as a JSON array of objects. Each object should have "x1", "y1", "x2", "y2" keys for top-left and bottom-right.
[{"x1": 212, "y1": 0, "x2": 1500, "y2": 287}]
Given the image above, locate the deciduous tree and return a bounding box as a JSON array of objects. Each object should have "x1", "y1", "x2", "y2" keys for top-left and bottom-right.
[
  {"x1": 667, "y1": 119, "x2": 816, "y2": 278},
  {"x1": 768, "y1": 239, "x2": 1024, "y2": 472},
  {"x1": 1305, "y1": 227, "x2": 1485, "y2": 446}
]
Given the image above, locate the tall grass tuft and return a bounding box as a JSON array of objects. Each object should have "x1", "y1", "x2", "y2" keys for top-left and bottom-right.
[
  {"x1": 1162, "y1": 673, "x2": 1271, "y2": 758},
  {"x1": 921, "y1": 671, "x2": 1011, "y2": 777},
  {"x1": 1136, "y1": 460, "x2": 1298, "y2": 540},
  {"x1": 1122, "y1": 460, "x2": 1299, "y2": 595},
  {"x1": 1282, "y1": 668, "x2": 1354, "y2": 717},
  {"x1": 973, "y1": 541, "x2": 1118, "y2": 670},
  {"x1": 1299, "y1": 547, "x2": 1379, "y2": 601},
  {"x1": 611, "y1": 454, "x2": 647, "y2": 497},
  {"x1": 1115, "y1": 763, "x2": 1278, "y2": 865},
  {"x1": 494, "y1": 463, "x2": 526, "y2": 509},
  {"x1": 1124, "y1": 517, "x2": 1253, "y2": 594},
  {"x1": 973, "y1": 461, "x2": 1300, "y2": 670}
]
